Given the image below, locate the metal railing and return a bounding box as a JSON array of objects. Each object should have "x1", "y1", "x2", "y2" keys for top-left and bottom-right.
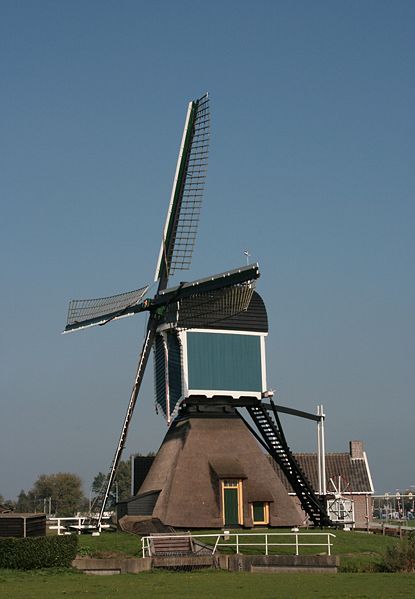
[
  {"x1": 141, "y1": 531, "x2": 336, "y2": 558},
  {"x1": 48, "y1": 516, "x2": 111, "y2": 535}
]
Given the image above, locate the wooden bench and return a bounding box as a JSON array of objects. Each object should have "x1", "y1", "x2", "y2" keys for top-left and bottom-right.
[{"x1": 150, "y1": 535, "x2": 195, "y2": 556}]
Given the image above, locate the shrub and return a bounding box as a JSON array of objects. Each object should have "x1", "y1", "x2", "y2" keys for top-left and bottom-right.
[
  {"x1": 0, "y1": 535, "x2": 78, "y2": 570},
  {"x1": 339, "y1": 556, "x2": 382, "y2": 573},
  {"x1": 381, "y1": 533, "x2": 415, "y2": 573}
]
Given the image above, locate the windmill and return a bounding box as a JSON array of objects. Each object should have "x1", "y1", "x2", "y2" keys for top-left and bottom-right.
[{"x1": 64, "y1": 94, "x2": 331, "y2": 530}]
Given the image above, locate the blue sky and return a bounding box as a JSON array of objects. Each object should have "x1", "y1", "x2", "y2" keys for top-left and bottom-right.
[{"x1": 1, "y1": 1, "x2": 414, "y2": 499}]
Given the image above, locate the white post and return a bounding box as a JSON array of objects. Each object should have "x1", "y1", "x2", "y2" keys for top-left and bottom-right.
[
  {"x1": 320, "y1": 405, "x2": 327, "y2": 496},
  {"x1": 317, "y1": 406, "x2": 322, "y2": 495},
  {"x1": 213, "y1": 535, "x2": 220, "y2": 554},
  {"x1": 265, "y1": 534, "x2": 268, "y2": 556},
  {"x1": 236, "y1": 534, "x2": 239, "y2": 554},
  {"x1": 295, "y1": 533, "x2": 299, "y2": 556}
]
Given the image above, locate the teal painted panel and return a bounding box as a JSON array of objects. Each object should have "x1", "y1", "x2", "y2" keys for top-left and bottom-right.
[{"x1": 187, "y1": 332, "x2": 262, "y2": 392}]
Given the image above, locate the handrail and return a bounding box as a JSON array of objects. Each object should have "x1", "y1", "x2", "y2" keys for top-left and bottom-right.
[
  {"x1": 141, "y1": 532, "x2": 336, "y2": 558},
  {"x1": 48, "y1": 516, "x2": 111, "y2": 535}
]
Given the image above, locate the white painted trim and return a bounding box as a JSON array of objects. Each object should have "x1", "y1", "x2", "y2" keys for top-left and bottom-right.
[
  {"x1": 260, "y1": 335, "x2": 267, "y2": 392},
  {"x1": 187, "y1": 389, "x2": 262, "y2": 399},
  {"x1": 154, "y1": 101, "x2": 193, "y2": 282},
  {"x1": 319, "y1": 405, "x2": 327, "y2": 495},
  {"x1": 62, "y1": 311, "x2": 136, "y2": 334},
  {"x1": 288, "y1": 491, "x2": 373, "y2": 496},
  {"x1": 184, "y1": 329, "x2": 265, "y2": 397},
  {"x1": 317, "y1": 405, "x2": 323, "y2": 495},
  {"x1": 185, "y1": 328, "x2": 267, "y2": 337},
  {"x1": 178, "y1": 330, "x2": 189, "y2": 399},
  {"x1": 156, "y1": 322, "x2": 176, "y2": 333},
  {"x1": 363, "y1": 451, "x2": 375, "y2": 494}
]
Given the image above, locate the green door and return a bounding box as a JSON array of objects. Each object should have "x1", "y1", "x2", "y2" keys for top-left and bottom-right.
[{"x1": 224, "y1": 488, "x2": 239, "y2": 526}]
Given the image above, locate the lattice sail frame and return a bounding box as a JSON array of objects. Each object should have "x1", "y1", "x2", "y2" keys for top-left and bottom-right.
[
  {"x1": 155, "y1": 93, "x2": 210, "y2": 282},
  {"x1": 66, "y1": 285, "x2": 149, "y2": 331},
  {"x1": 163, "y1": 282, "x2": 256, "y2": 329}
]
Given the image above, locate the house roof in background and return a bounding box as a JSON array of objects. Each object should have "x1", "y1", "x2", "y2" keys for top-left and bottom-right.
[{"x1": 271, "y1": 451, "x2": 373, "y2": 494}]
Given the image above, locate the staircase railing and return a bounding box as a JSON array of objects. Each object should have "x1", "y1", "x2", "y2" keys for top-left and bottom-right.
[{"x1": 245, "y1": 400, "x2": 331, "y2": 526}]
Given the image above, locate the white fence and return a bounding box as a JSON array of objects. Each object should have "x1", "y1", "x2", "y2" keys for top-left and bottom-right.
[
  {"x1": 48, "y1": 516, "x2": 111, "y2": 535},
  {"x1": 141, "y1": 531, "x2": 336, "y2": 558}
]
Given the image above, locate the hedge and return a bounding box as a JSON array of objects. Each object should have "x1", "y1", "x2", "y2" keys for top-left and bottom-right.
[{"x1": 0, "y1": 535, "x2": 78, "y2": 569}]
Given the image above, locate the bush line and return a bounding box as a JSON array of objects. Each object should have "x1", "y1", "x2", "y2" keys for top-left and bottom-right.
[{"x1": 0, "y1": 535, "x2": 78, "y2": 570}]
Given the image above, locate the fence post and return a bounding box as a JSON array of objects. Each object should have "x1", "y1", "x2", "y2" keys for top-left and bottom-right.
[
  {"x1": 327, "y1": 534, "x2": 331, "y2": 556},
  {"x1": 265, "y1": 534, "x2": 268, "y2": 556},
  {"x1": 295, "y1": 533, "x2": 299, "y2": 556},
  {"x1": 213, "y1": 535, "x2": 220, "y2": 554},
  {"x1": 236, "y1": 534, "x2": 239, "y2": 554}
]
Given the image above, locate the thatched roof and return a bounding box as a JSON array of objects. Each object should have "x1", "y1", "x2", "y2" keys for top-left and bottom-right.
[{"x1": 132, "y1": 411, "x2": 303, "y2": 528}]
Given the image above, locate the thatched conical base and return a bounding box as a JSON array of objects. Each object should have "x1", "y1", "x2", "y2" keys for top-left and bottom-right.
[{"x1": 119, "y1": 408, "x2": 303, "y2": 531}]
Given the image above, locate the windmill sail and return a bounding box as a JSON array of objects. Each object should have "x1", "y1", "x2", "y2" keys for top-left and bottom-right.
[
  {"x1": 96, "y1": 316, "x2": 158, "y2": 526},
  {"x1": 65, "y1": 285, "x2": 149, "y2": 333},
  {"x1": 155, "y1": 93, "x2": 210, "y2": 289},
  {"x1": 164, "y1": 282, "x2": 256, "y2": 329}
]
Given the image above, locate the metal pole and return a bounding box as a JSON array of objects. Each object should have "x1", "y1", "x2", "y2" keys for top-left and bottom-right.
[
  {"x1": 320, "y1": 405, "x2": 327, "y2": 496},
  {"x1": 317, "y1": 406, "x2": 323, "y2": 496}
]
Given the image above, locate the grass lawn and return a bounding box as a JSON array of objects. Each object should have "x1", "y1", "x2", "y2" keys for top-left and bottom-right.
[
  {"x1": 77, "y1": 530, "x2": 140, "y2": 557},
  {"x1": 1, "y1": 569, "x2": 415, "y2": 599},
  {"x1": 1, "y1": 529, "x2": 413, "y2": 598},
  {"x1": 77, "y1": 528, "x2": 397, "y2": 571}
]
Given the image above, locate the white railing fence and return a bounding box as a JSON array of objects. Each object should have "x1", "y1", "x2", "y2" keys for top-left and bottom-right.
[
  {"x1": 48, "y1": 516, "x2": 111, "y2": 535},
  {"x1": 141, "y1": 532, "x2": 336, "y2": 558}
]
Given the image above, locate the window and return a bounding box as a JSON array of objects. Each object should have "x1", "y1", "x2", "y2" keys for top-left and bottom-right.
[{"x1": 251, "y1": 501, "x2": 270, "y2": 525}]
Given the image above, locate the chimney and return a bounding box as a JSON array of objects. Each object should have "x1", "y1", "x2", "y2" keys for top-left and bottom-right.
[{"x1": 349, "y1": 440, "x2": 364, "y2": 459}]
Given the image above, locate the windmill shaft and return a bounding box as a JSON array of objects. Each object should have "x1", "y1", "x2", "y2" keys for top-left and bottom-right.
[
  {"x1": 154, "y1": 264, "x2": 260, "y2": 305},
  {"x1": 97, "y1": 318, "x2": 157, "y2": 527}
]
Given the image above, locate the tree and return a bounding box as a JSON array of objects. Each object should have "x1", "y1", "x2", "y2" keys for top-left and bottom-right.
[
  {"x1": 15, "y1": 490, "x2": 32, "y2": 513},
  {"x1": 30, "y1": 472, "x2": 85, "y2": 516},
  {"x1": 0, "y1": 493, "x2": 16, "y2": 511},
  {"x1": 91, "y1": 460, "x2": 132, "y2": 507}
]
